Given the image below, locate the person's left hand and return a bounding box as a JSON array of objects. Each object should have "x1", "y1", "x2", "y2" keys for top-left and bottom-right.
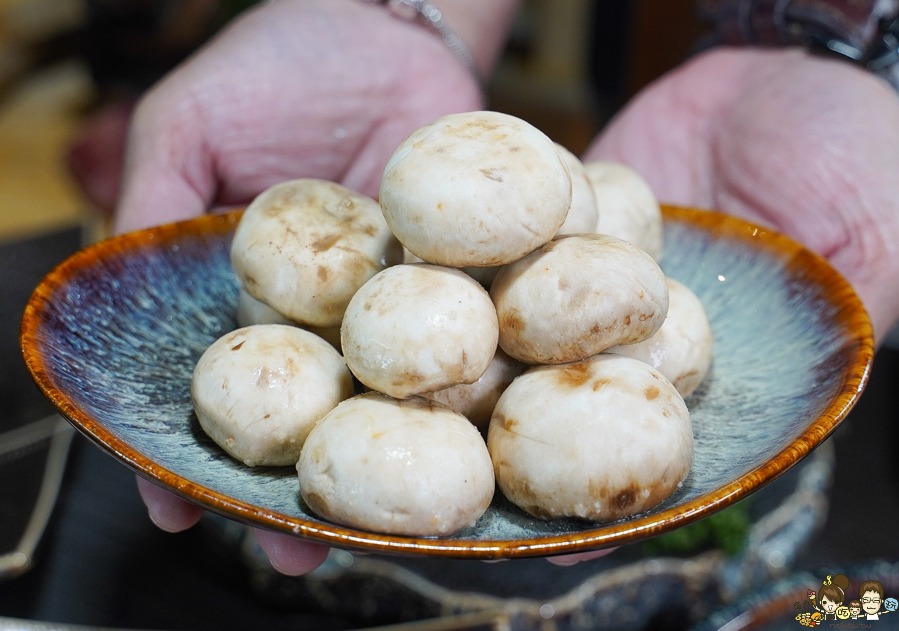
[{"x1": 585, "y1": 47, "x2": 899, "y2": 342}]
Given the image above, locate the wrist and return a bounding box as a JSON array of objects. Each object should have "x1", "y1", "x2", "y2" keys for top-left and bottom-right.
[{"x1": 424, "y1": 0, "x2": 521, "y2": 78}]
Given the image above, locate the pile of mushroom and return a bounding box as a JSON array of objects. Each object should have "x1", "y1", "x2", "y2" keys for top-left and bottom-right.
[{"x1": 191, "y1": 110, "x2": 713, "y2": 537}]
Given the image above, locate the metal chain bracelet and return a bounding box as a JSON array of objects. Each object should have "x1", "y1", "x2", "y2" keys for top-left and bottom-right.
[
  {"x1": 697, "y1": 0, "x2": 899, "y2": 91},
  {"x1": 361, "y1": 0, "x2": 484, "y2": 91}
]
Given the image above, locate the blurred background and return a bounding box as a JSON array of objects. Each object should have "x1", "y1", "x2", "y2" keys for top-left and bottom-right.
[{"x1": 1, "y1": 2, "x2": 898, "y2": 631}]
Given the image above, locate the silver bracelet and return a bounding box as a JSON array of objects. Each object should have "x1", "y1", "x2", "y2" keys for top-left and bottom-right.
[{"x1": 363, "y1": 0, "x2": 483, "y2": 89}]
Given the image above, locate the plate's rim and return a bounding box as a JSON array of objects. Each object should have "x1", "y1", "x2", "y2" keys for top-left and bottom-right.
[{"x1": 20, "y1": 206, "x2": 874, "y2": 558}]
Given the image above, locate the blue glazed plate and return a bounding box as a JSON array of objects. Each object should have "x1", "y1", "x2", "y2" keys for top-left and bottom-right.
[{"x1": 21, "y1": 206, "x2": 873, "y2": 558}]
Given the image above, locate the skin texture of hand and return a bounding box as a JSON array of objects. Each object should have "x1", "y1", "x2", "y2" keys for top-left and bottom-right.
[
  {"x1": 114, "y1": 0, "x2": 485, "y2": 234},
  {"x1": 585, "y1": 47, "x2": 899, "y2": 343}
]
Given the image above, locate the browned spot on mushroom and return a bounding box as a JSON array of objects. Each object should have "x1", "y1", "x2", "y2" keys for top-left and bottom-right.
[
  {"x1": 494, "y1": 414, "x2": 517, "y2": 431},
  {"x1": 590, "y1": 324, "x2": 601, "y2": 335},
  {"x1": 673, "y1": 369, "x2": 699, "y2": 388},
  {"x1": 263, "y1": 414, "x2": 271, "y2": 419},
  {"x1": 523, "y1": 504, "x2": 554, "y2": 519},
  {"x1": 361, "y1": 224, "x2": 377, "y2": 236},
  {"x1": 243, "y1": 275, "x2": 258, "y2": 288},
  {"x1": 588, "y1": 478, "x2": 609, "y2": 500},
  {"x1": 503, "y1": 476, "x2": 540, "y2": 507},
  {"x1": 509, "y1": 146, "x2": 520, "y2": 152},
  {"x1": 592, "y1": 378, "x2": 611, "y2": 391},
  {"x1": 645, "y1": 385, "x2": 660, "y2": 400},
  {"x1": 457, "y1": 119, "x2": 502, "y2": 137},
  {"x1": 311, "y1": 233, "x2": 342, "y2": 253},
  {"x1": 304, "y1": 491, "x2": 328, "y2": 511},
  {"x1": 639, "y1": 312, "x2": 655, "y2": 321},
  {"x1": 437, "y1": 203, "x2": 443, "y2": 210},
  {"x1": 480, "y1": 168, "x2": 504, "y2": 182},
  {"x1": 615, "y1": 486, "x2": 639, "y2": 510},
  {"x1": 308, "y1": 445, "x2": 325, "y2": 464},
  {"x1": 391, "y1": 372, "x2": 425, "y2": 388},
  {"x1": 624, "y1": 314, "x2": 631, "y2": 326},
  {"x1": 363, "y1": 302, "x2": 372, "y2": 311},
  {"x1": 556, "y1": 362, "x2": 591, "y2": 388},
  {"x1": 558, "y1": 278, "x2": 569, "y2": 291},
  {"x1": 317, "y1": 266, "x2": 329, "y2": 282},
  {"x1": 500, "y1": 309, "x2": 525, "y2": 334},
  {"x1": 230, "y1": 341, "x2": 245, "y2": 351}
]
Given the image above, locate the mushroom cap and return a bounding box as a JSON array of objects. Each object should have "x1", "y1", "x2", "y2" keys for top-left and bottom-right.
[
  {"x1": 236, "y1": 287, "x2": 342, "y2": 351},
  {"x1": 487, "y1": 354, "x2": 693, "y2": 521},
  {"x1": 585, "y1": 161, "x2": 663, "y2": 260},
  {"x1": 231, "y1": 178, "x2": 402, "y2": 328},
  {"x1": 379, "y1": 111, "x2": 572, "y2": 267},
  {"x1": 342, "y1": 263, "x2": 499, "y2": 398},
  {"x1": 297, "y1": 392, "x2": 495, "y2": 536},
  {"x1": 608, "y1": 278, "x2": 713, "y2": 397},
  {"x1": 406, "y1": 246, "x2": 501, "y2": 290},
  {"x1": 237, "y1": 287, "x2": 293, "y2": 326},
  {"x1": 554, "y1": 143, "x2": 598, "y2": 236},
  {"x1": 191, "y1": 325, "x2": 354, "y2": 467},
  {"x1": 491, "y1": 234, "x2": 668, "y2": 364},
  {"x1": 421, "y1": 348, "x2": 525, "y2": 432},
  {"x1": 405, "y1": 241, "x2": 504, "y2": 290}
]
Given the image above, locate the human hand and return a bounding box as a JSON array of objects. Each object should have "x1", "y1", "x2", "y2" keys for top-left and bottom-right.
[
  {"x1": 113, "y1": 0, "x2": 488, "y2": 234},
  {"x1": 585, "y1": 47, "x2": 899, "y2": 342}
]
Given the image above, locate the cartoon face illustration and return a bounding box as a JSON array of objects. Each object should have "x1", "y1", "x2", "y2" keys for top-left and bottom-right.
[
  {"x1": 850, "y1": 605, "x2": 861, "y2": 617},
  {"x1": 820, "y1": 595, "x2": 838, "y2": 613},
  {"x1": 862, "y1": 591, "x2": 882, "y2": 615},
  {"x1": 818, "y1": 576, "x2": 848, "y2": 614}
]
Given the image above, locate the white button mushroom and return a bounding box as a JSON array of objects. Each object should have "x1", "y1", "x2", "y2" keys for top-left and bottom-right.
[
  {"x1": 421, "y1": 348, "x2": 525, "y2": 433},
  {"x1": 237, "y1": 288, "x2": 293, "y2": 327},
  {"x1": 487, "y1": 354, "x2": 693, "y2": 521},
  {"x1": 490, "y1": 234, "x2": 668, "y2": 364},
  {"x1": 191, "y1": 325, "x2": 354, "y2": 467},
  {"x1": 608, "y1": 278, "x2": 713, "y2": 398},
  {"x1": 341, "y1": 263, "x2": 499, "y2": 399},
  {"x1": 585, "y1": 161, "x2": 663, "y2": 261},
  {"x1": 236, "y1": 288, "x2": 342, "y2": 351},
  {"x1": 231, "y1": 179, "x2": 402, "y2": 328},
  {"x1": 379, "y1": 111, "x2": 572, "y2": 267},
  {"x1": 554, "y1": 143, "x2": 598, "y2": 236},
  {"x1": 297, "y1": 392, "x2": 495, "y2": 536}
]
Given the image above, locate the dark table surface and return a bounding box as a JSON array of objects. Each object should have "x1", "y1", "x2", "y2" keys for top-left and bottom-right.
[{"x1": 0, "y1": 227, "x2": 897, "y2": 631}]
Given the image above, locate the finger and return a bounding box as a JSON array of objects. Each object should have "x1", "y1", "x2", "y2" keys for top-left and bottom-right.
[
  {"x1": 67, "y1": 100, "x2": 135, "y2": 216},
  {"x1": 545, "y1": 547, "x2": 617, "y2": 567},
  {"x1": 113, "y1": 76, "x2": 216, "y2": 235},
  {"x1": 253, "y1": 528, "x2": 330, "y2": 576},
  {"x1": 136, "y1": 476, "x2": 203, "y2": 532}
]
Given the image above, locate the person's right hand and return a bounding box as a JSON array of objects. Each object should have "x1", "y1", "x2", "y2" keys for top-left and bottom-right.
[{"x1": 120, "y1": 0, "x2": 497, "y2": 575}]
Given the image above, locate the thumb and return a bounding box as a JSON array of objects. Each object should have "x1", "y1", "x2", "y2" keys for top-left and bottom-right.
[{"x1": 113, "y1": 84, "x2": 216, "y2": 235}]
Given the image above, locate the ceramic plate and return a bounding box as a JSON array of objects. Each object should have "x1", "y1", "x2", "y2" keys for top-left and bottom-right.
[{"x1": 21, "y1": 206, "x2": 872, "y2": 558}]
